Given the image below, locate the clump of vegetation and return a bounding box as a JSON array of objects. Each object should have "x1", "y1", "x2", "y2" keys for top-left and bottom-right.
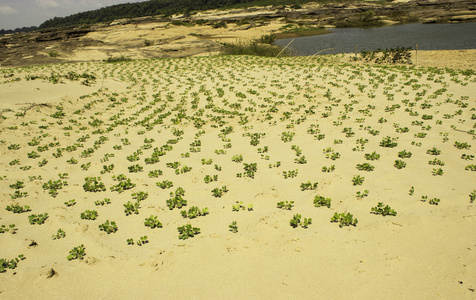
[
  {"x1": 371, "y1": 202, "x2": 397, "y2": 216},
  {"x1": 313, "y1": 195, "x2": 331, "y2": 208},
  {"x1": 177, "y1": 224, "x2": 200, "y2": 240},
  {"x1": 290, "y1": 214, "x2": 312, "y2": 228},
  {"x1": 331, "y1": 212, "x2": 358, "y2": 227}
]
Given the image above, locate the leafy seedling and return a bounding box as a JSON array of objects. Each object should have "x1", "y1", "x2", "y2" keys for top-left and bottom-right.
[
  {"x1": 98, "y1": 220, "x2": 118, "y2": 234},
  {"x1": 67, "y1": 245, "x2": 86, "y2": 260},
  {"x1": 331, "y1": 212, "x2": 358, "y2": 227},
  {"x1": 290, "y1": 214, "x2": 312, "y2": 228},
  {"x1": 177, "y1": 224, "x2": 200, "y2": 240},
  {"x1": 229, "y1": 221, "x2": 238, "y2": 233},
  {"x1": 52, "y1": 229, "x2": 66, "y2": 240},
  {"x1": 371, "y1": 202, "x2": 397, "y2": 216},
  {"x1": 28, "y1": 213, "x2": 48, "y2": 225},
  {"x1": 277, "y1": 201, "x2": 294, "y2": 210},
  {"x1": 144, "y1": 215, "x2": 163, "y2": 228}
]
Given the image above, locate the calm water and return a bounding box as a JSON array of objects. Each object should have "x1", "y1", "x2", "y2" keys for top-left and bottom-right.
[{"x1": 275, "y1": 22, "x2": 476, "y2": 56}]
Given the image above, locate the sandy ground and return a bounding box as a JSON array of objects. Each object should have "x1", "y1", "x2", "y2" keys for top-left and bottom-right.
[{"x1": 0, "y1": 54, "x2": 475, "y2": 299}]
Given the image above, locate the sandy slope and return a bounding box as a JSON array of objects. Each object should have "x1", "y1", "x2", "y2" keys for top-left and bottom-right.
[{"x1": 0, "y1": 55, "x2": 475, "y2": 299}]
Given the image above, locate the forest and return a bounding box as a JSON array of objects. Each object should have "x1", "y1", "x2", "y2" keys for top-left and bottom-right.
[{"x1": 38, "y1": 0, "x2": 344, "y2": 29}]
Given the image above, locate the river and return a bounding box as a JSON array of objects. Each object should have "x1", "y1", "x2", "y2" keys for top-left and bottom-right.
[{"x1": 274, "y1": 22, "x2": 476, "y2": 56}]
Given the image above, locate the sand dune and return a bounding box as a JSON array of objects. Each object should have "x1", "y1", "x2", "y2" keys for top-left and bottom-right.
[{"x1": 0, "y1": 55, "x2": 475, "y2": 299}]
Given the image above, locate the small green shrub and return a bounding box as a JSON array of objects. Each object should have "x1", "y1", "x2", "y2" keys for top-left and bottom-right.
[
  {"x1": 67, "y1": 245, "x2": 86, "y2": 260},
  {"x1": 98, "y1": 220, "x2": 118, "y2": 234},
  {"x1": 28, "y1": 213, "x2": 48, "y2": 225},
  {"x1": 371, "y1": 202, "x2": 397, "y2": 216},
  {"x1": 331, "y1": 212, "x2": 358, "y2": 227},
  {"x1": 177, "y1": 224, "x2": 200, "y2": 240},
  {"x1": 80, "y1": 210, "x2": 98, "y2": 220},
  {"x1": 290, "y1": 214, "x2": 312, "y2": 228},
  {"x1": 144, "y1": 215, "x2": 163, "y2": 228}
]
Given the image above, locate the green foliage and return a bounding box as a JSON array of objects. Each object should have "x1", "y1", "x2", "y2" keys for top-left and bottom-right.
[
  {"x1": 426, "y1": 147, "x2": 441, "y2": 155},
  {"x1": 212, "y1": 186, "x2": 229, "y2": 198},
  {"x1": 356, "y1": 163, "x2": 374, "y2": 171},
  {"x1": 352, "y1": 175, "x2": 365, "y2": 186},
  {"x1": 64, "y1": 199, "x2": 76, "y2": 207},
  {"x1": 300, "y1": 181, "x2": 318, "y2": 191},
  {"x1": 181, "y1": 206, "x2": 209, "y2": 219},
  {"x1": 290, "y1": 214, "x2": 312, "y2": 228},
  {"x1": 28, "y1": 213, "x2": 49, "y2": 225},
  {"x1": 144, "y1": 215, "x2": 163, "y2": 228},
  {"x1": 232, "y1": 201, "x2": 252, "y2": 211},
  {"x1": 6, "y1": 204, "x2": 31, "y2": 213},
  {"x1": 277, "y1": 201, "x2": 294, "y2": 210},
  {"x1": 81, "y1": 210, "x2": 98, "y2": 220},
  {"x1": 394, "y1": 160, "x2": 407, "y2": 169},
  {"x1": 0, "y1": 255, "x2": 25, "y2": 273},
  {"x1": 110, "y1": 175, "x2": 135, "y2": 192},
  {"x1": 229, "y1": 221, "x2": 238, "y2": 233},
  {"x1": 167, "y1": 187, "x2": 187, "y2": 209},
  {"x1": 0, "y1": 224, "x2": 16, "y2": 234},
  {"x1": 466, "y1": 164, "x2": 476, "y2": 171},
  {"x1": 67, "y1": 245, "x2": 86, "y2": 260},
  {"x1": 313, "y1": 195, "x2": 331, "y2": 208},
  {"x1": 379, "y1": 136, "x2": 398, "y2": 148},
  {"x1": 177, "y1": 224, "x2": 200, "y2": 240},
  {"x1": 157, "y1": 180, "x2": 173, "y2": 189},
  {"x1": 231, "y1": 154, "x2": 243, "y2": 163},
  {"x1": 52, "y1": 228, "x2": 66, "y2": 240},
  {"x1": 322, "y1": 165, "x2": 335, "y2": 172},
  {"x1": 398, "y1": 150, "x2": 412, "y2": 158},
  {"x1": 98, "y1": 220, "x2": 118, "y2": 234},
  {"x1": 331, "y1": 212, "x2": 358, "y2": 227},
  {"x1": 123, "y1": 201, "x2": 140, "y2": 215},
  {"x1": 371, "y1": 202, "x2": 397, "y2": 216},
  {"x1": 454, "y1": 141, "x2": 471, "y2": 150},
  {"x1": 469, "y1": 190, "x2": 476, "y2": 203},
  {"x1": 83, "y1": 177, "x2": 106, "y2": 192}
]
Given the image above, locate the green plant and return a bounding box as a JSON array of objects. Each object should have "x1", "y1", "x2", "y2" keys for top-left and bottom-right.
[
  {"x1": 67, "y1": 244, "x2": 86, "y2": 260},
  {"x1": 212, "y1": 186, "x2": 229, "y2": 198},
  {"x1": 181, "y1": 206, "x2": 209, "y2": 219},
  {"x1": 98, "y1": 220, "x2": 118, "y2": 234},
  {"x1": 232, "y1": 201, "x2": 252, "y2": 211},
  {"x1": 290, "y1": 214, "x2": 312, "y2": 228},
  {"x1": 28, "y1": 213, "x2": 49, "y2": 225},
  {"x1": 277, "y1": 201, "x2": 294, "y2": 210},
  {"x1": 313, "y1": 195, "x2": 331, "y2": 208},
  {"x1": 432, "y1": 168, "x2": 444, "y2": 176},
  {"x1": 0, "y1": 224, "x2": 16, "y2": 234},
  {"x1": 283, "y1": 169, "x2": 298, "y2": 179},
  {"x1": 322, "y1": 165, "x2": 336, "y2": 172},
  {"x1": 426, "y1": 147, "x2": 441, "y2": 155},
  {"x1": 124, "y1": 201, "x2": 140, "y2": 215},
  {"x1": 64, "y1": 199, "x2": 76, "y2": 207},
  {"x1": 157, "y1": 180, "x2": 173, "y2": 189},
  {"x1": 429, "y1": 198, "x2": 440, "y2": 205},
  {"x1": 6, "y1": 204, "x2": 31, "y2": 213},
  {"x1": 469, "y1": 190, "x2": 476, "y2": 203},
  {"x1": 95, "y1": 198, "x2": 111, "y2": 206},
  {"x1": 428, "y1": 158, "x2": 445, "y2": 166},
  {"x1": 371, "y1": 202, "x2": 397, "y2": 216},
  {"x1": 177, "y1": 224, "x2": 200, "y2": 240},
  {"x1": 52, "y1": 228, "x2": 66, "y2": 240},
  {"x1": 300, "y1": 181, "x2": 318, "y2": 191},
  {"x1": 356, "y1": 163, "x2": 374, "y2": 171},
  {"x1": 83, "y1": 177, "x2": 106, "y2": 192},
  {"x1": 0, "y1": 255, "x2": 25, "y2": 273},
  {"x1": 454, "y1": 141, "x2": 471, "y2": 150},
  {"x1": 232, "y1": 154, "x2": 243, "y2": 163},
  {"x1": 352, "y1": 175, "x2": 365, "y2": 186},
  {"x1": 394, "y1": 160, "x2": 407, "y2": 169},
  {"x1": 80, "y1": 210, "x2": 97, "y2": 221},
  {"x1": 356, "y1": 190, "x2": 369, "y2": 198},
  {"x1": 110, "y1": 175, "x2": 136, "y2": 192},
  {"x1": 229, "y1": 221, "x2": 238, "y2": 233},
  {"x1": 167, "y1": 187, "x2": 187, "y2": 209},
  {"x1": 466, "y1": 165, "x2": 476, "y2": 171},
  {"x1": 380, "y1": 136, "x2": 398, "y2": 148},
  {"x1": 204, "y1": 174, "x2": 218, "y2": 184},
  {"x1": 398, "y1": 150, "x2": 412, "y2": 158},
  {"x1": 331, "y1": 212, "x2": 358, "y2": 227},
  {"x1": 144, "y1": 215, "x2": 163, "y2": 228},
  {"x1": 409, "y1": 186, "x2": 415, "y2": 196},
  {"x1": 365, "y1": 151, "x2": 380, "y2": 161}
]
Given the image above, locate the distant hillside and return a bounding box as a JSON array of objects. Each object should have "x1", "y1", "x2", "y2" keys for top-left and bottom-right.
[{"x1": 39, "y1": 0, "x2": 331, "y2": 29}]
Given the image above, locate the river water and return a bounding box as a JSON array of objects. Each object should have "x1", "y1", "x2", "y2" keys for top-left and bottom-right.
[{"x1": 275, "y1": 22, "x2": 476, "y2": 56}]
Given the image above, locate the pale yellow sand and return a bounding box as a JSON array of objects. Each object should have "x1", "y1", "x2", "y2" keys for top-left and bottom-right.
[{"x1": 0, "y1": 54, "x2": 475, "y2": 299}]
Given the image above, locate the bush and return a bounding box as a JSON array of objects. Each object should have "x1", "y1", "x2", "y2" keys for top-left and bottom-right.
[{"x1": 220, "y1": 40, "x2": 293, "y2": 57}]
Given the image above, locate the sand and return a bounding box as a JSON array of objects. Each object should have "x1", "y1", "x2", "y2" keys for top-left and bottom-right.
[{"x1": 0, "y1": 54, "x2": 475, "y2": 299}]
